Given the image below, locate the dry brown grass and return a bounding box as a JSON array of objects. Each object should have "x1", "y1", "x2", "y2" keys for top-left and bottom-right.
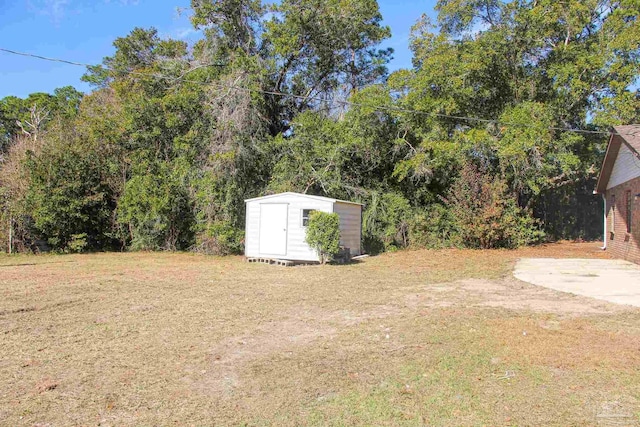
[{"x1": 1, "y1": 242, "x2": 639, "y2": 426}]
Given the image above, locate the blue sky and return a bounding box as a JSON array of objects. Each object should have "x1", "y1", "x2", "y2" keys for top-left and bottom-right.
[{"x1": 0, "y1": 0, "x2": 436, "y2": 99}]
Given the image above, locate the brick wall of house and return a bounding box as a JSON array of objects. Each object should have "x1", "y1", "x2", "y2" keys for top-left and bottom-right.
[{"x1": 605, "y1": 176, "x2": 640, "y2": 264}]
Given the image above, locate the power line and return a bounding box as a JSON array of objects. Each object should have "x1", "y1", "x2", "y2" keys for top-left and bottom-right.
[
  {"x1": 215, "y1": 84, "x2": 618, "y2": 136},
  {"x1": 0, "y1": 48, "x2": 93, "y2": 67},
  {"x1": 188, "y1": 81, "x2": 629, "y2": 138},
  {"x1": 0, "y1": 46, "x2": 631, "y2": 138},
  {"x1": 0, "y1": 47, "x2": 226, "y2": 79}
]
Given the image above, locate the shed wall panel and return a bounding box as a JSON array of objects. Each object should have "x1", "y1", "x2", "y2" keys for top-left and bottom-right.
[
  {"x1": 245, "y1": 193, "x2": 335, "y2": 261},
  {"x1": 334, "y1": 202, "x2": 362, "y2": 256},
  {"x1": 284, "y1": 196, "x2": 333, "y2": 261},
  {"x1": 245, "y1": 201, "x2": 261, "y2": 257}
]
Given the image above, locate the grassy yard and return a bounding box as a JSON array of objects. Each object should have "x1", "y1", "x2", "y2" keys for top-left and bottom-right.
[{"x1": 1, "y1": 242, "x2": 639, "y2": 426}]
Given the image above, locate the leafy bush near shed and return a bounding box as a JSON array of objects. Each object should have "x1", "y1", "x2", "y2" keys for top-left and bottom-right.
[
  {"x1": 409, "y1": 204, "x2": 460, "y2": 249},
  {"x1": 305, "y1": 211, "x2": 341, "y2": 264},
  {"x1": 194, "y1": 220, "x2": 244, "y2": 255},
  {"x1": 362, "y1": 192, "x2": 412, "y2": 254}
]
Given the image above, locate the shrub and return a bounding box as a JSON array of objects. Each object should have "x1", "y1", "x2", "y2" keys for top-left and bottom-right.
[
  {"x1": 117, "y1": 163, "x2": 194, "y2": 251},
  {"x1": 0, "y1": 135, "x2": 42, "y2": 253},
  {"x1": 443, "y1": 164, "x2": 544, "y2": 249},
  {"x1": 194, "y1": 221, "x2": 244, "y2": 255},
  {"x1": 305, "y1": 211, "x2": 341, "y2": 264},
  {"x1": 25, "y1": 141, "x2": 117, "y2": 252},
  {"x1": 362, "y1": 192, "x2": 412, "y2": 254},
  {"x1": 67, "y1": 233, "x2": 89, "y2": 253},
  {"x1": 409, "y1": 204, "x2": 459, "y2": 249}
]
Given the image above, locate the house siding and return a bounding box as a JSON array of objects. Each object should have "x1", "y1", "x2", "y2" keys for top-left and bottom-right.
[
  {"x1": 605, "y1": 176, "x2": 640, "y2": 264},
  {"x1": 607, "y1": 143, "x2": 640, "y2": 189}
]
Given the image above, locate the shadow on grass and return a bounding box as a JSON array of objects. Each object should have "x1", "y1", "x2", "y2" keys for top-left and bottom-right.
[
  {"x1": 0, "y1": 260, "x2": 76, "y2": 268},
  {"x1": 328, "y1": 259, "x2": 364, "y2": 266}
]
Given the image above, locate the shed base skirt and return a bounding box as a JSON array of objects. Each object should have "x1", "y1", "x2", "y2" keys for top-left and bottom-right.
[{"x1": 246, "y1": 257, "x2": 320, "y2": 266}]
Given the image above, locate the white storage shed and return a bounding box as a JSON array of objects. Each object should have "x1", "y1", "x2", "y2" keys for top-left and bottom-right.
[{"x1": 244, "y1": 192, "x2": 363, "y2": 262}]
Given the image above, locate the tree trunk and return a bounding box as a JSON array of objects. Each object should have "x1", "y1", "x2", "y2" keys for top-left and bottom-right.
[{"x1": 8, "y1": 216, "x2": 12, "y2": 255}]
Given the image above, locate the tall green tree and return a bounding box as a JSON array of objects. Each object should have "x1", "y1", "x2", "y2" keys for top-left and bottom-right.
[
  {"x1": 390, "y1": 0, "x2": 639, "y2": 238},
  {"x1": 5, "y1": 0, "x2": 635, "y2": 254},
  {"x1": 191, "y1": 0, "x2": 264, "y2": 55},
  {"x1": 24, "y1": 131, "x2": 117, "y2": 252},
  {"x1": 0, "y1": 87, "x2": 83, "y2": 151}
]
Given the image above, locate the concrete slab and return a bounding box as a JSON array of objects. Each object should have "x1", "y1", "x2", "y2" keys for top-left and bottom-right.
[{"x1": 514, "y1": 258, "x2": 640, "y2": 308}]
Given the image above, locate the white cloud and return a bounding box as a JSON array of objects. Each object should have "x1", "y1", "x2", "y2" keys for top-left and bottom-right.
[
  {"x1": 27, "y1": 0, "x2": 71, "y2": 24},
  {"x1": 175, "y1": 27, "x2": 197, "y2": 40},
  {"x1": 27, "y1": 0, "x2": 139, "y2": 24},
  {"x1": 103, "y1": 0, "x2": 140, "y2": 5},
  {"x1": 49, "y1": 0, "x2": 70, "y2": 22}
]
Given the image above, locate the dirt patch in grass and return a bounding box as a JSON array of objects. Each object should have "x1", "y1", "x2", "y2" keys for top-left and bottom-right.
[
  {"x1": 489, "y1": 316, "x2": 640, "y2": 370},
  {"x1": 195, "y1": 307, "x2": 340, "y2": 395},
  {"x1": 1, "y1": 242, "x2": 638, "y2": 426},
  {"x1": 233, "y1": 306, "x2": 640, "y2": 426}
]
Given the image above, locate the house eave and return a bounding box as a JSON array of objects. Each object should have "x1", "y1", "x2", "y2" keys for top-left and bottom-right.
[{"x1": 594, "y1": 132, "x2": 618, "y2": 194}]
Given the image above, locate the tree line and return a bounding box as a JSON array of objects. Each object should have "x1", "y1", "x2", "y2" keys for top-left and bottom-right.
[{"x1": 1, "y1": 0, "x2": 638, "y2": 254}]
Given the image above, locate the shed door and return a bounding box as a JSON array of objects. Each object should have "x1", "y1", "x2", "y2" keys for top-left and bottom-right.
[{"x1": 259, "y1": 203, "x2": 288, "y2": 256}]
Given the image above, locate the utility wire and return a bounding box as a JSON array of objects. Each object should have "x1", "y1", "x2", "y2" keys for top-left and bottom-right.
[
  {"x1": 0, "y1": 47, "x2": 226, "y2": 79},
  {"x1": 0, "y1": 46, "x2": 634, "y2": 138},
  {"x1": 213, "y1": 84, "x2": 618, "y2": 136},
  {"x1": 0, "y1": 47, "x2": 93, "y2": 67}
]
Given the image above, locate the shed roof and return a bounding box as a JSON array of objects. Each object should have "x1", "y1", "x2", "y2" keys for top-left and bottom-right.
[
  {"x1": 595, "y1": 125, "x2": 640, "y2": 194},
  {"x1": 244, "y1": 191, "x2": 364, "y2": 206}
]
